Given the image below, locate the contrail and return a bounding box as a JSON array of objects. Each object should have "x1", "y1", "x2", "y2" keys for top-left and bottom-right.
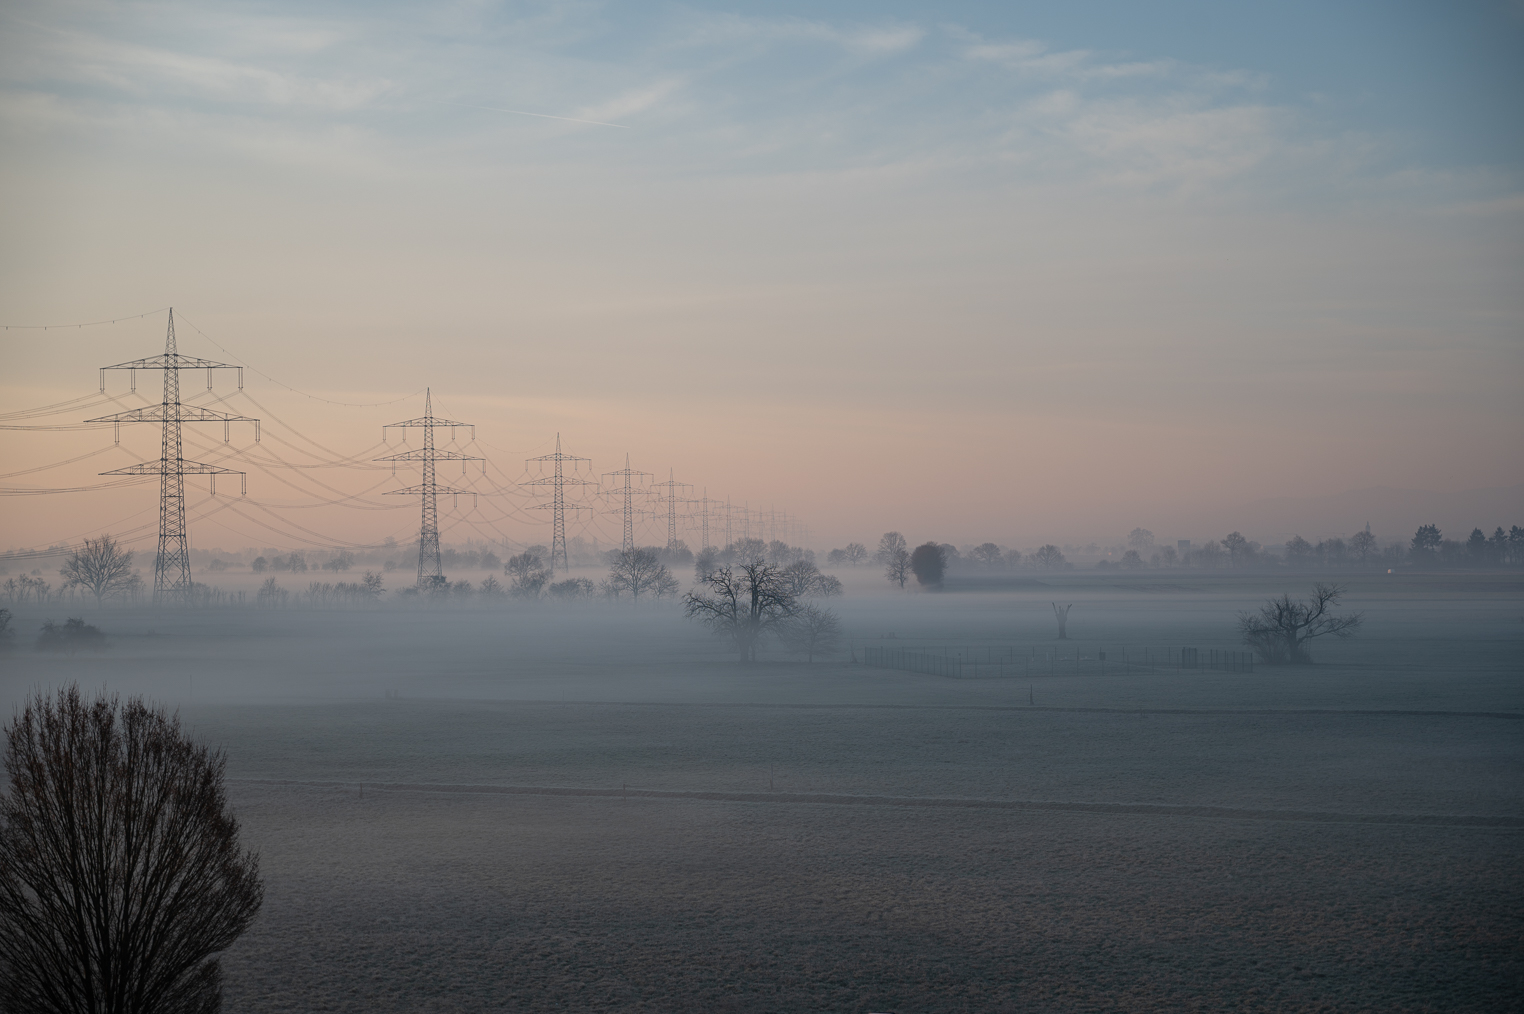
[{"x1": 437, "y1": 100, "x2": 630, "y2": 129}]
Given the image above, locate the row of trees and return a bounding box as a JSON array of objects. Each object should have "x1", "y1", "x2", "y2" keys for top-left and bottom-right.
[{"x1": 867, "y1": 532, "x2": 1069, "y2": 590}]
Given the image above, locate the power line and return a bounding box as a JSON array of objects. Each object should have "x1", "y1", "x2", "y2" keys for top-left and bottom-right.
[
  {"x1": 173, "y1": 312, "x2": 426, "y2": 408},
  {"x1": 0, "y1": 307, "x2": 169, "y2": 330}
]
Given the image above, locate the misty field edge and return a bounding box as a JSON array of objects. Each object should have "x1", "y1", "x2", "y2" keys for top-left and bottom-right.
[{"x1": 231, "y1": 779, "x2": 1524, "y2": 829}]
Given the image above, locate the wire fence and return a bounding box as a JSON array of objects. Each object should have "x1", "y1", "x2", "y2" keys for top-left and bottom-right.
[{"x1": 857, "y1": 644, "x2": 1254, "y2": 679}]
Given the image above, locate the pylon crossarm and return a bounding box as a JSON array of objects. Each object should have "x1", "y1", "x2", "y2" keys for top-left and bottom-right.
[
  {"x1": 384, "y1": 483, "x2": 477, "y2": 496},
  {"x1": 86, "y1": 406, "x2": 257, "y2": 424},
  {"x1": 383, "y1": 416, "x2": 472, "y2": 430},
  {"x1": 522, "y1": 475, "x2": 599, "y2": 487},
  {"x1": 374, "y1": 449, "x2": 483, "y2": 462},
  {"x1": 100, "y1": 354, "x2": 241, "y2": 372}
]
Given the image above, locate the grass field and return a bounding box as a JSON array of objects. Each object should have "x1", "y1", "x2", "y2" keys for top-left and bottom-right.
[{"x1": 1, "y1": 570, "x2": 1520, "y2": 1010}]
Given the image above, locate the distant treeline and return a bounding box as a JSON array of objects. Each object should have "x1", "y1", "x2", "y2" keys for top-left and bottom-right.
[{"x1": 825, "y1": 523, "x2": 1524, "y2": 579}]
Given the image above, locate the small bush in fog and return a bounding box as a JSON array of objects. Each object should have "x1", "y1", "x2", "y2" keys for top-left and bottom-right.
[
  {"x1": 0, "y1": 611, "x2": 12, "y2": 649},
  {"x1": 1239, "y1": 583, "x2": 1363, "y2": 664},
  {"x1": 256, "y1": 577, "x2": 288, "y2": 608},
  {"x1": 479, "y1": 575, "x2": 506, "y2": 597},
  {"x1": 510, "y1": 569, "x2": 550, "y2": 600},
  {"x1": 35, "y1": 618, "x2": 105, "y2": 655},
  {"x1": 548, "y1": 577, "x2": 596, "y2": 601},
  {"x1": 0, "y1": 686, "x2": 262, "y2": 1014}
]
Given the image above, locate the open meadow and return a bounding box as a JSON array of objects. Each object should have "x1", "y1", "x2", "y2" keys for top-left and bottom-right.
[{"x1": 2, "y1": 569, "x2": 1521, "y2": 1011}]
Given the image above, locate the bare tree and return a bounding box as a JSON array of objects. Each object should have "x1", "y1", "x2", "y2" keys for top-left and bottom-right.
[
  {"x1": 780, "y1": 603, "x2": 842, "y2": 662},
  {"x1": 878, "y1": 532, "x2": 910, "y2": 589},
  {"x1": 1238, "y1": 583, "x2": 1362, "y2": 664},
  {"x1": 777, "y1": 559, "x2": 841, "y2": 598},
  {"x1": 504, "y1": 551, "x2": 543, "y2": 582},
  {"x1": 1127, "y1": 528, "x2": 1154, "y2": 551},
  {"x1": 1350, "y1": 524, "x2": 1377, "y2": 566},
  {"x1": 1052, "y1": 602, "x2": 1072, "y2": 639},
  {"x1": 607, "y1": 548, "x2": 673, "y2": 602},
  {"x1": 684, "y1": 561, "x2": 798, "y2": 662},
  {"x1": 842, "y1": 542, "x2": 868, "y2": 566},
  {"x1": 970, "y1": 543, "x2": 1003, "y2": 567},
  {"x1": 1032, "y1": 544, "x2": 1065, "y2": 569},
  {"x1": 0, "y1": 686, "x2": 262, "y2": 1013},
  {"x1": 58, "y1": 534, "x2": 134, "y2": 606}
]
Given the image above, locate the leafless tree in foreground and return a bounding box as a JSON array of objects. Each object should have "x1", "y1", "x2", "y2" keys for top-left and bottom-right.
[
  {"x1": 684, "y1": 561, "x2": 798, "y2": 662},
  {"x1": 0, "y1": 686, "x2": 262, "y2": 1014},
  {"x1": 59, "y1": 535, "x2": 134, "y2": 606},
  {"x1": 1238, "y1": 583, "x2": 1363, "y2": 664},
  {"x1": 1052, "y1": 602, "x2": 1072, "y2": 640}
]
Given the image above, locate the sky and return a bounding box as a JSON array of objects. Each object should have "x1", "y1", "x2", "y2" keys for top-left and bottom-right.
[{"x1": 1, "y1": 0, "x2": 1521, "y2": 555}]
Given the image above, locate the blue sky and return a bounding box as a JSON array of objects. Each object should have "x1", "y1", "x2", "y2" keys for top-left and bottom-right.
[{"x1": 1, "y1": 1, "x2": 1520, "y2": 547}]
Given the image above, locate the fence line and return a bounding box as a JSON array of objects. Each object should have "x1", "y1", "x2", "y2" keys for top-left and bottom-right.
[{"x1": 858, "y1": 644, "x2": 1254, "y2": 679}]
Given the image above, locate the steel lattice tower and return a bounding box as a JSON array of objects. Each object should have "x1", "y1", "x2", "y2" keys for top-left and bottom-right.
[
  {"x1": 526, "y1": 434, "x2": 595, "y2": 573},
  {"x1": 602, "y1": 453, "x2": 652, "y2": 553},
  {"x1": 89, "y1": 308, "x2": 259, "y2": 605},
  {"x1": 690, "y1": 488, "x2": 725, "y2": 551},
  {"x1": 648, "y1": 470, "x2": 692, "y2": 552},
  {"x1": 377, "y1": 389, "x2": 481, "y2": 585}
]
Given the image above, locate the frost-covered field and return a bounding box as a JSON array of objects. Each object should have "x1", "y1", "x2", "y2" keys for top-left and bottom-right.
[{"x1": 1, "y1": 572, "x2": 1520, "y2": 1011}]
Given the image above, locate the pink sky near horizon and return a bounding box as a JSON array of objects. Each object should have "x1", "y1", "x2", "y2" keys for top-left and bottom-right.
[{"x1": 2, "y1": 4, "x2": 1520, "y2": 556}]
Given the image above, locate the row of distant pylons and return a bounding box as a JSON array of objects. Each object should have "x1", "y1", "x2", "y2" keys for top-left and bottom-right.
[{"x1": 85, "y1": 309, "x2": 803, "y2": 603}]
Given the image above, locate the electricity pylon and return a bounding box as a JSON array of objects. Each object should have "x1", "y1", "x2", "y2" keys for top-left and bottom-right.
[
  {"x1": 377, "y1": 389, "x2": 481, "y2": 586},
  {"x1": 601, "y1": 453, "x2": 652, "y2": 553},
  {"x1": 690, "y1": 489, "x2": 726, "y2": 551},
  {"x1": 648, "y1": 470, "x2": 692, "y2": 552},
  {"x1": 525, "y1": 434, "x2": 595, "y2": 573},
  {"x1": 88, "y1": 308, "x2": 259, "y2": 605}
]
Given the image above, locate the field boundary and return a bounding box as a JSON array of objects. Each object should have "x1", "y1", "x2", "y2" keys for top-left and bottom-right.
[
  {"x1": 233, "y1": 778, "x2": 1524, "y2": 829},
  {"x1": 362, "y1": 699, "x2": 1524, "y2": 719}
]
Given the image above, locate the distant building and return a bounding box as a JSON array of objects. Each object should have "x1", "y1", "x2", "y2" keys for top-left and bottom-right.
[{"x1": 1177, "y1": 540, "x2": 1191, "y2": 552}]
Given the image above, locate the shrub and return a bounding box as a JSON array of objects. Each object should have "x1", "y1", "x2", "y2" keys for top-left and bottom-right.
[{"x1": 35, "y1": 618, "x2": 106, "y2": 655}]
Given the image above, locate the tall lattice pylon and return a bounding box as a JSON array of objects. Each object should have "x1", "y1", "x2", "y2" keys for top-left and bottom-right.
[
  {"x1": 690, "y1": 488, "x2": 725, "y2": 552},
  {"x1": 89, "y1": 308, "x2": 259, "y2": 605},
  {"x1": 377, "y1": 389, "x2": 481, "y2": 586},
  {"x1": 525, "y1": 434, "x2": 595, "y2": 573},
  {"x1": 648, "y1": 470, "x2": 692, "y2": 552},
  {"x1": 602, "y1": 453, "x2": 652, "y2": 553}
]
